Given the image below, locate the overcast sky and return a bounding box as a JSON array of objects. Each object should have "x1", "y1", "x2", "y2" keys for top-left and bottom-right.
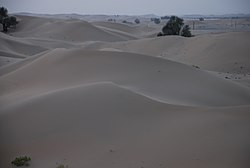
[{"x1": 2, "y1": 0, "x2": 250, "y2": 15}]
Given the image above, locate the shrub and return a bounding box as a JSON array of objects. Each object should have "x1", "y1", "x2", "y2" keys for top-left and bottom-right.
[
  {"x1": 199, "y1": 17, "x2": 204, "y2": 21},
  {"x1": 154, "y1": 18, "x2": 161, "y2": 24},
  {"x1": 157, "y1": 32, "x2": 163, "y2": 37},
  {"x1": 181, "y1": 25, "x2": 192, "y2": 37},
  {"x1": 134, "y1": 18, "x2": 140, "y2": 24},
  {"x1": 151, "y1": 18, "x2": 161, "y2": 24},
  {"x1": 192, "y1": 65, "x2": 200, "y2": 69},
  {"x1": 56, "y1": 164, "x2": 69, "y2": 168},
  {"x1": 11, "y1": 156, "x2": 31, "y2": 167}
]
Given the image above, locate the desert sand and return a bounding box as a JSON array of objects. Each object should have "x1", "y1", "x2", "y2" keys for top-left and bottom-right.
[{"x1": 0, "y1": 15, "x2": 250, "y2": 168}]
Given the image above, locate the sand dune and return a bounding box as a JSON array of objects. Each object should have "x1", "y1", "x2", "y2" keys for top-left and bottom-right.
[
  {"x1": 1, "y1": 49, "x2": 250, "y2": 108},
  {"x1": 93, "y1": 21, "x2": 144, "y2": 36},
  {"x1": 0, "y1": 32, "x2": 49, "y2": 66},
  {"x1": 1, "y1": 82, "x2": 250, "y2": 168},
  {"x1": 0, "y1": 32, "x2": 46, "y2": 58},
  {"x1": 13, "y1": 16, "x2": 136, "y2": 42},
  {"x1": 0, "y1": 15, "x2": 250, "y2": 168},
  {"x1": 95, "y1": 31, "x2": 250, "y2": 73}
]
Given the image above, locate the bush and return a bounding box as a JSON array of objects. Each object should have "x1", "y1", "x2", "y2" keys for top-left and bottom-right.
[
  {"x1": 157, "y1": 32, "x2": 163, "y2": 37},
  {"x1": 134, "y1": 18, "x2": 140, "y2": 24},
  {"x1": 56, "y1": 164, "x2": 69, "y2": 168},
  {"x1": 108, "y1": 18, "x2": 116, "y2": 22},
  {"x1": 11, "y1": 156, "x2": 31, "y2": 167},
  {"x1": 154, "y1": 18, "x2": 161, "y2": 24},
  {"x1": 199, "y1": 17, "x2": 204, "y2": 21},
  {"x1": 181, "y1": 25, "x2": 192, "y2": 37},
  {"x1": 151, "y1": 18, "x2": 161, "y2": 24}
]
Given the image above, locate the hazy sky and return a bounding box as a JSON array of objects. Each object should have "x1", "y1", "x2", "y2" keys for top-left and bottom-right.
[{"x1": 2, "y1": 0, "x2": 250, "y2": 15}]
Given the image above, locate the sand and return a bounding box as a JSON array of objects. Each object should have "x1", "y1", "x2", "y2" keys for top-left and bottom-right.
[{"x1": 0, "y1": 15, "x2": 250, "y2": 168}]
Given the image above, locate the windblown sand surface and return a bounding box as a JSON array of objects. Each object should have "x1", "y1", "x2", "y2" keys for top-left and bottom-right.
[{"x1": 0, "y1": 15, "x2": 250, "y2": 168}]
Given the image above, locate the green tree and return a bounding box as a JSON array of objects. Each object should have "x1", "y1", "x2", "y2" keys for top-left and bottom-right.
[
  {"x1": 9, "y1": 16, "x2": 18, "y2": 28},
  {"x1": 0, "y1": 6, "x2": 8, "y2": 17},
  {"x1": 160, "y1": 16, "x2": 192, "y2": 37},
  {"x1": 0, "y1": 6, "x2": 18, "y2": 32},
  {"x1": 2, "y1": 17, "x2": 10, "y2": 32},
  {"x1": 0, "y1": 6, "x2": 8, "y2": 32},
  {"x1": 181, "y1": 25, "x2": 192, "y2": 37},
  {"x1": 162, "y1": 16, "x2": 183, "y2": 35}
]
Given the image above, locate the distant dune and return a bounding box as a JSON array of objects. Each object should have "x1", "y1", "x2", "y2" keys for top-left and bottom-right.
[
  {"x1": 93, "y1": 32, "x2": 250, "y2": 73},
  {"x1": 0, "y1": 14, "x2": 250, "y2": 168},
  {"x1": 13, "y1": 16, "x2": 137, "y2": 42},
  {"x1": 0, "y1": 32, "x2": 46, "y2": 58}
]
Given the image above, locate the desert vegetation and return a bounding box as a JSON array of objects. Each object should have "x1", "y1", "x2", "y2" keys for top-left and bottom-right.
[
  {"x1": 0, "y1": 6, "x2": 18, "y2": 32},
  {"x1": 134, "y1": 18, "x2": 140, "y2": 24},
  {"x1": 151, "y1": 17, "x2": 161, "y2": 24},
  {"x1": 158, "y1": 15, "x2": 192, "y2": 37},
  {"x1": 161, "y1": 15, "x2": 170, "y2": 20},
  {"x1": 11, "y1": 156, "x2": 31, "y2": 167},
  {"x1": 56, "y1": 164, "x2": 69, "y2": 168}
]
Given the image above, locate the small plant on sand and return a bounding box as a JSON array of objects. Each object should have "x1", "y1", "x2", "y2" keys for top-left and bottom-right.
[
  {"x1": 192, "y1": 65, "x2": 200, "y2": 69},
  {"x1": 56, "y1": 164, "x2": 69, "y2": 168},
  {"x1": 11, "y1": 156, "x2": 31, "y2": 167}
]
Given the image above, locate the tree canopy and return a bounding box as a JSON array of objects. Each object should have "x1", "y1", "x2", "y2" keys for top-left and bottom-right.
[
  {"x1": 0, "y1": 7, "x2": 8, "y2": 16},
  {"x1": 0, "y1": 6, "x2": 18, "y2": 32},
  {"x1": 158, "y1": 16, "x2": 192, "y2": 37}
]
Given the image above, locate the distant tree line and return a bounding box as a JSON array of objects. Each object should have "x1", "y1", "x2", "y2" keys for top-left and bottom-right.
[
  {"x1": 0, "y1": 6, "x2": 18, "y2": 32},
  {"x1": 157, "y1": 16, "x2": 192, "y2": 37}
]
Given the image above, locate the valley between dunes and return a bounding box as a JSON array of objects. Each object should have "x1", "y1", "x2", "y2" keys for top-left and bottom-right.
[{"x1": 0, "y1": 15, "x2": 250, "y2": 168}]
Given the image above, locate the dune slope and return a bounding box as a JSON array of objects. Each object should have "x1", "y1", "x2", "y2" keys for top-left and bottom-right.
[
  {"x1": 1, "y1": 82, "x2": 250, "y2": 168},
  {"x1": 1, "y1": 49, "x2": 250, "y2": 107},
  {"x1": 95, "y1": 32, "x2": 250, "y2": 73},
  {"x1": 12, "y1": 16, "x2": 136, "y2": 42},
  {"x1": 0, "y1": 32, "x2": 46, "y2": 58}
]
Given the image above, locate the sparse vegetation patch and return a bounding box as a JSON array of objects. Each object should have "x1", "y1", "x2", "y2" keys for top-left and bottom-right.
[{"x1": 11, "y1": 156, "x2": 31, "y2": 167}]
